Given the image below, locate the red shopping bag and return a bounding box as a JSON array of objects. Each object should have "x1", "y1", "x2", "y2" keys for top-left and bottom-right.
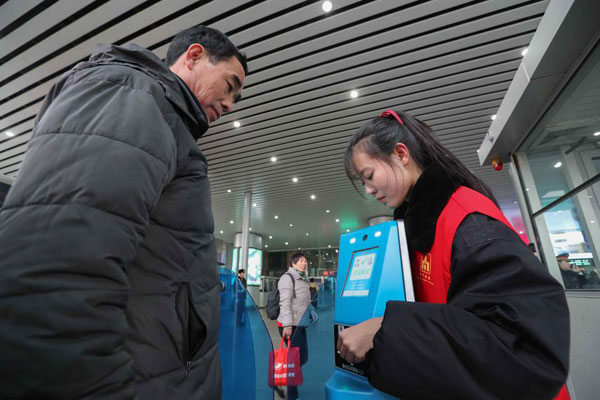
[{"x1": 268, "y1": 338, "x2": 303, "y2": 387}]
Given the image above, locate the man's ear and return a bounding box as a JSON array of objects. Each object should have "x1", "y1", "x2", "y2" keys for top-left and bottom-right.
[
  {"x1": 184, "y1": 43, "x2": 205, "y2": 70},
  {"x1": 392, "y1": 142, "x2": 410, "y2": 165}
]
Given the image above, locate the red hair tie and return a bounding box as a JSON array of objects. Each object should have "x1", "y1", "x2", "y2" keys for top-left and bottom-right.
[{"x1": 380, "y1": 109, "x2": 404, "y2": 125}]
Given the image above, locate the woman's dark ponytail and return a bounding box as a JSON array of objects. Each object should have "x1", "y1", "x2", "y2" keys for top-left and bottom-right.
[{"x1": 344, "y1": 110, "x2": 498, "y2": 205}]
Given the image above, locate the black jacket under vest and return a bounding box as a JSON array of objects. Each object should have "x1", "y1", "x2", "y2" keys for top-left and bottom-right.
[
  {"x1": 0, "y1": 44, "x2": 220, "y2": 399},
  {"x1": 367, "y1": 165, "x2": 569, "y2": 400}
]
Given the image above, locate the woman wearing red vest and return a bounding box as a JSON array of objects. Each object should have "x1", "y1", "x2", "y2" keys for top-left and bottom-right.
[{"x1": 337, "y1": 110, "x2": 570, "y2": 399}]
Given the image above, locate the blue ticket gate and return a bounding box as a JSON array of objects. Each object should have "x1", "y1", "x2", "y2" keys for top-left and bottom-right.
[
  {"x1": 325, "y1": 221, "x2": 414, "y2": 399},
  {"x1": 219, "y1": 268, "x2": 273, "y2": 399}
]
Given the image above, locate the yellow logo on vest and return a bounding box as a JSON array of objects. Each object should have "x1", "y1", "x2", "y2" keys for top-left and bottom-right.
[{"x1": 418, "y1": 253, "x2": 433, "y2": 285}]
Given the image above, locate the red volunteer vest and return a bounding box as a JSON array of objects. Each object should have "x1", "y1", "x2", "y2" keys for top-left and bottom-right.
[{"x1": 410, "y1": 186, "x2": 570, "y2": 400}]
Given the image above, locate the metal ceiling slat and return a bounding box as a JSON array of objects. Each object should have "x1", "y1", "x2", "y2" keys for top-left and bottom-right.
[
  {"x1": 244, "y1": 1, "x2": 545, "y2": 89},
  {"x1": 0, "y1": 0, "x2": 96, "y2": 61},
  {"x1": 0, "y1": 0, "x2": 44, "y2": 32},
  {"x1": 0, "y1": 0, "x2": 201, "y2": 87}
]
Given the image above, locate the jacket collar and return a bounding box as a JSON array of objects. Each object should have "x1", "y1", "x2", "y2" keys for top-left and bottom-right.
[
  {"x1": 82, "y1": 43, "x2": 209, "y2": 139},
  {"x1": 394, "y1": 164, "x2": 463, "y2": 253}
]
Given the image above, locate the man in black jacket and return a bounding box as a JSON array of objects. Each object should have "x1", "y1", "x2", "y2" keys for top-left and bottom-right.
[{"x1": 0, "y1": 26, "x2": 246, "y2": 399}]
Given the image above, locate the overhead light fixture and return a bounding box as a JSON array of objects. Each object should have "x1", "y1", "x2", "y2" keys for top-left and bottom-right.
[
  {"x1": 289, "y1": 223, "x2": 293, "y2": 227},
  {"x1": 521, "y1": 47, "x2": 528, "y2": 56},
  {"x1": 526, "y1": 188, "x2": 530, "y2": 191},
  {"x1": 274, "y1": 215, "x2": 279, "y2": 219},
  {"x1": 325, "y1": 209, "x2": 330, "y2": 213},
  {"x1": 252, "y1": 203, "x2": 257, "y2": 207},
  {"x1": 271, "y1": 156, "x2": 277, "y2": 162},
  {"x1": 591, "y1": 220, "x2": 596, "y2": 223},
  {"x1": 322, "y1": 1, "x2": 332, "y2": 12},
  {"x1": 594, "y1": 131, "x2": 600, "y2": 137},
  {"x1": 350, "y1": 238, "x2": 356, "y2": 244},
  {"x1": 346, "y1": 229, "x2": 350, "y2": 232},
  {"x1": 292, "y1": 177, "x2": 298, "y2": 183},
  {"x1": 335, "y1": 249, "x2": 339, "y2": 253},
  {"x1": 285, "y1": 242, "x2": 289, "y2": 245},
  {"x1": 230, "y1": 220, "x2": 234, "y2": 224},
  {"x1": 249, "y1": 228, "x2": 252, "y2": 231},
  {"x1": 227, "y1": 189, "x2": 232, "y2": 193},
  {"x1": 233, "y1": 121, "x2": 241, "y2": 128},
  {"x1": 305, "y1": 233, "x2": 309, "y2": 236},
  {"x1": 328, "y1": 245, "x2": 331, "y2": 248},
  {"x1": 298, "y1": 247, "x2": 301, "y2": 250},
  {"x1": 335, "y1": 219, "x2": 340, "y2": 223},
  {"x1": 265, "y1": 245, "x2": 268, "y2": 248},
  {"x1": 350, "y1": 90, "x2": 358, "y2": 98},
  {"x1": 310, "y1": 194, "x2": 316, "y2": 200},
  {"x1": 375, "y1": 231, "x2": 381, "y2": 237},
  {"x1": 491, "y1": 115, "x2": 497, "y2": 120},
  {"x1": 4, "y1": 131, "x2": 15, "y2": 137},
  {"x1": 219, "y1": 230, "x2": 223, "y2": 234},
  {"x1": 554, "y1": 162, "x2": 562, "y2": 168},
  {"x1": 269, "y1": 235, "x2": 273, "y2": 239}
]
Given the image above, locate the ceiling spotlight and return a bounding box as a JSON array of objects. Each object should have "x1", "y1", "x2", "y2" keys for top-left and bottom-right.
[
  {"x1": 310, "y1": 194, "x2": 316, "y2": 200},
  {"x1": 265, "y1": 244, "x2": 268, "y2": 248},
  {"x1": 274, "y1": 215, "x2": 279, "y2": 219},
  {"x1": 305, "y1": 233, "x2": 309, "y2": 236},
  {"x1": 346, "y1": 229, "x2": 350, "y2": 232},
  {"x1": 335, "y1": 219, "x2": 340, "y2": 223},
  {"x1": 325, "y1": 209, "x2": 330, "y2": 213},
  {"x1": 298, "y1": 247, "x2": 301, "y2": 250},
  {"x1": 328, "y1": 245, "x2": 331, "y2": 248},
  {"x1": 233, "y1": 121, "x2": 241, "y2": 128},
  {"x1": 292, "y1": 177, "x2": 298, "y2": 183},
  {"x1": 269, "y1": 235, "x2": 273, "y2": 239},
  {"x1": 230, "y1": 220, "x2": 234, "y2": 224},
  {"x1": 491, "y1": 114, "x2": 497, "y2": 120},
  {"x1": 591, "y1": 220, "x2": 596, "y2": 223},
  {"x1": 322, "y1": 1, "x2": 333, "y2": 12},
  {"x1": 289, "y1": 223, "x2": 293, "y2": 227},
  {"x1": 335, "y1": 249, "x2": 339, "y2": 253},
  {"x1": 554, "y1": 162, "x2": 562, "y2": 168},
  {"x1": 350, "y1": 90, "x2": 358, "y2": 98},
  {"x1": 227, "y1": 189, "x2": 232, "y2": 193},
  {"x1": 271, "y1": 156, "x2": 277, "y2": 162},
  {"x1": 594, "y1": 131, "x2": 600, "y2": 137},
  {"x1": 514, "y1": 201, "x2": 518, "y2": 204},
  {"x1": 5, "y1": 131, "x2": 15, "y2": 137},
  {"x1": 521, "y1": 47, "x2": 528, "y2": 56},
  {"x1": 526, "y1": 188, "x2": 530, "y2": 191},
  {"x1": 249, "y1": 228, "x2": 252, "y2": 231},
  {"x1": 285, "y1": 242, "x2": 289, "y2": 245},
  {"x1": 219, "y1": 230, "x2": 224, "y2": 234},
  {"x1": 252, "y1": 203, "x2": 257, "y2": 207}
]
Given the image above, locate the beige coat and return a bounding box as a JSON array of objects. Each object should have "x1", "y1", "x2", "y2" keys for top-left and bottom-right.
[{"x1": 277, "y1": 267, "x2": 311, "y2": 328}]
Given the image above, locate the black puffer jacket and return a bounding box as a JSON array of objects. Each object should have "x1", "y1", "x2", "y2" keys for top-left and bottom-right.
[{"x1": 0, "y1": 44, "x2": 220, "y2": 399}]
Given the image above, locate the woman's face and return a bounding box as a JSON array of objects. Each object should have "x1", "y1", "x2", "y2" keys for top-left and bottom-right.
[
  {"x1": 352, "y1": 144, "x2": 421, "y2": 209},
  {"x1": 292, "y1": 257, "x2": 308, "y2": 273}
]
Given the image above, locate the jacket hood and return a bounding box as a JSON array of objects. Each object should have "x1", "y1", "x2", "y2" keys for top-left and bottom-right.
[
  {"x1": 84, "y1": 43, "x2": 209, "y2": 139},
  {"x1": 394, "y1": 164, "x2": 464, "y2": 253}
]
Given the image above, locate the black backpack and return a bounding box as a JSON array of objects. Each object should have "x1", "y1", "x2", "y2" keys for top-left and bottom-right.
[{"x1": 265, "y1": 273, "x2": 295, "y2": 320}]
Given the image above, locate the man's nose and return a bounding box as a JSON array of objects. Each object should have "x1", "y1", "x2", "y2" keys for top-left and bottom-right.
[{"x1": 222, "y1": 97, "x2": 233, "y2": 113}]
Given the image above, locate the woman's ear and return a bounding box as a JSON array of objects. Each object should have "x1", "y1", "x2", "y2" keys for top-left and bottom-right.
[{"x1": 392, "y1": 143, "x2": 411, "y2": 166}]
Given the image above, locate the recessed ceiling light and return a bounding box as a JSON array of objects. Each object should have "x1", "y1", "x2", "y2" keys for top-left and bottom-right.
[
  {"x1": 292, "y1": 177, "x2": 298, "y2": 183},
  {"x1": 335, "y1": 249, "x2": 339, "y2": 253},
  {"x1": 249, "y1": 228, "x2": 252, "y2": 231},
  {"x1": 491, "y1": 114, "x2": 497, "y2": 120},
  {"x1": 335, "y1": 219, "x2": 340, "y2": 223},
  {"x1": 591, "y1": 220, "x2": 596, "y2": 223},
  {"x1": 252, "y1": 203, "x2": 257, "y2": 207},
  {"x1": 326, "y1": 209, "x2": 330, "y2": 213},
  {"x1": 265, "y1": 244, "x2": 268, "y2": 248},
  {"x1": 554, "y1": 162, "x2": 562, "y2": 168},
  {"x1": 285, "y1": 242, "x2": 289, "y2": 245},
  {"x1": 271, "y1": 156, "x2": 277, "y2": 162},
  {"x1": 5, "y1": 131, "x2": 15, "y2": 137},
  {"x1": 305, "y1": 233, "x2": 309, "y2": 236},
  {"x1": 230, "y1": 220, "x2": 234, "y2": 224},
  {"x1": 521, "y1": 47, "x2": 528, "y2": 56},
  {"x1": 227, "y1": 189, "x2": 232, "y2": 193},
  {"x1": 350, "y1": 90, "x2": 358, "y2": 98},
  {"x1": 346, "y1": 229, "x2": 350, "y2": 232},
  {"x1": 233, "y1": 121, "x2": 241, "y2": 128},
  {"x1": 322, "y1": 1, "x2": 332, "y2": 12},
  {"x1": 514, "y1": 201, "x2": 518, "y2": 204},
  {"x1": 298, "y1": 247, "x2": 301, "y2": 250},
  {"x1": 289, "y1": 223, "x2": 293, "y2": 227},
  {"x1": 328, "y1": 245, "x2": 331, "y2": 248},
  {"x1": 310, "y1": 194, "x2": 316, "y2": 200},
  {"x1": 594, "y1": 131, "x2": 600, "y2": 137},
  {"x1": 274, "y1": 215, "x2": 279, "y2": 219},
  {"x1": 219, "y1": 230, "x2": 224, "y2": 234},
  {"x1": 526, "y1": 188, "x2": 530, "y2": 191},
  {"x1": 269, "y1": 235, "x2": 273, "y2": 239}
]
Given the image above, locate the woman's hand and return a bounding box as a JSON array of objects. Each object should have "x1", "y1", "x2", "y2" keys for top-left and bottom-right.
[
  {"x1": 282, "y1": 327, "x2": 293, "y2": 339},
  {"x1": 336, "y1": 317, "x2": 383, "y2": 364}
]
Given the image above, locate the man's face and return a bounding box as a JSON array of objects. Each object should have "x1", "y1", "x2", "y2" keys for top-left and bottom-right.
[
  {"x1": 557, "y1": 258, "x2": 571, "y2": 271},
  {"x1": 173, "y1": 44, "x2": 245, "y2": 124}
]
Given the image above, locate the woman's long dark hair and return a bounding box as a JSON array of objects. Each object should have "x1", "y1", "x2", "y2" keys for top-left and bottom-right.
[{"x1": 344, "y1": 110, "x2": 498, "y2": 204}]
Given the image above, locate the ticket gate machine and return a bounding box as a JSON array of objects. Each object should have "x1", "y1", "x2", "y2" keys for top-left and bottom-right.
[{"x1": 326, "y1": 221, "x2": 414, "y2": 399}]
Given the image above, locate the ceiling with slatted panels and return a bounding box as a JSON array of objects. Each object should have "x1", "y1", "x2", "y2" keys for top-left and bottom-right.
[{"x1": 0, "y1": 0, "x2": 549, "y2": 250}]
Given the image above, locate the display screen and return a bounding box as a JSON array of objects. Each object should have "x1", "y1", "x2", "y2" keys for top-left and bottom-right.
[
  {"x1": 232, "y1": 247, "x2": 263, "y2": 286},
  {"x1": 342, "y1": 248, "x2": 377, "y2": 297}
]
